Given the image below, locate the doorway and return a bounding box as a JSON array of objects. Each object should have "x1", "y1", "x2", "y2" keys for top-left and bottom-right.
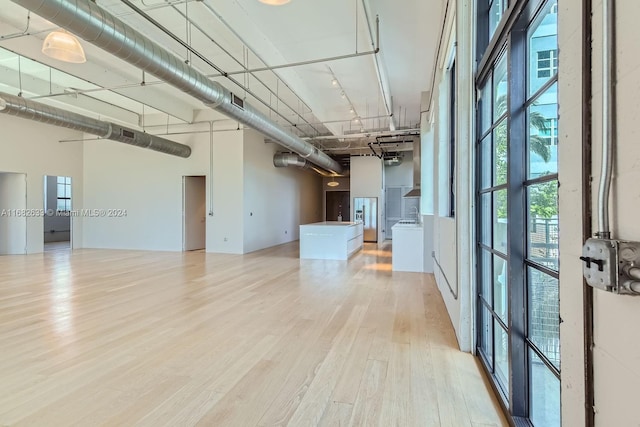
[
  {"x1": 0, "y1": 172, "x2": 27, "y2": 255},
  {"x1": 325, "y1": 190, "x2": 350, "y2": 222},
  {"x1": 183, "y1": 175, "x2": 206, "y2": 251},
  {"x1": 43, "y1": 175, "x2": 72, "y2": 251}
]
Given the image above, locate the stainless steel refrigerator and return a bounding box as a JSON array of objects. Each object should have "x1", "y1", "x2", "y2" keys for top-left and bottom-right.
[{"x1": 353, "y1": 197, "x2": 378, "y2": 242}]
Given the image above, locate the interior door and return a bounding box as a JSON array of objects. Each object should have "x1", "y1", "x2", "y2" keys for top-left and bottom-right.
[
  {"x1": 183, "y1": 176, "x2": 206, "y2": 251},
  {"x1": 0, "y1": 172, "x2": 27, "y2": 255}
]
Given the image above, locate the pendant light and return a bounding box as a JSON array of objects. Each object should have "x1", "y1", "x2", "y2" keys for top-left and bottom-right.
[
  {"x1": 258, "y1": 0, "x2": 291, "y2": 5},
  {"x1": 42, "y1": 30, "x2": 86, "y2": 64}
]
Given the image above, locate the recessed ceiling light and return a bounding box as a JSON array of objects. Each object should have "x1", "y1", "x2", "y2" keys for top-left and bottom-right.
[{"x1": 258, "y1": 0, "x2": 291, "y2": 5}]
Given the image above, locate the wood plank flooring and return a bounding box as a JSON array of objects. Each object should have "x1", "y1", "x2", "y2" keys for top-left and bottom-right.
[{"x1": 0, "y1": 242, "x2": 507, "y2": 426}]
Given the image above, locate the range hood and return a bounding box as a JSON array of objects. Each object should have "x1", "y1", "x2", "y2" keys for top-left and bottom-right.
[{"x1": 404, "y1": 137, "x2": 421, "y2": 197}]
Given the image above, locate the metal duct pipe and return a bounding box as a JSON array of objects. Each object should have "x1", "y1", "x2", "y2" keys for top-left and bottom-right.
[
  {"x1": 0, "y1": 92, "x2": 191, "y2": 157},
  {"x1": 273, "y1": 153, "x2": 345, "y2": 178},
  {"x1": 10, "y1": 0, "x2": 342, "y2": 174}
]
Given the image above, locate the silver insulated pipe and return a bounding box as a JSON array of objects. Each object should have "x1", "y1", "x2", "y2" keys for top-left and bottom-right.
[
  {"x1": 0, "y1": 92, "x2": 191, "y2": 157},
  {"x1": 273, "y1": 152, "x2": 342, "y2": 178},
  {"x1": 10, "y1": 0, "x2": 342, "y2": 174}
]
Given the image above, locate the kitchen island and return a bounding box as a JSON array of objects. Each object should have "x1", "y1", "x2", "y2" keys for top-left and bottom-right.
[
  {"x1": 392, "y1": 222, "x2": 424, "y2": 272},
  {"x1": 299, "y1": 221, "x2": 364, "y2": 260}
]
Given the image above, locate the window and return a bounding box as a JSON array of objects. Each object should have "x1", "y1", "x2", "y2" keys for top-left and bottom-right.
[
  {"x1": 449, "y1": 60, "x2": 456, "y2": 217},
  {"x1": 537, "y1": 49, "x2": 558, "y2": 78},
  {"x1": 57, "y1": 176, "x2": 71, "y2": 212},
  {"x1": 539, "y1": 118, "x2": 558, "y2": 146},
  {"x1": 476, "y1": 1, "x2": 560, "y2": 425}
]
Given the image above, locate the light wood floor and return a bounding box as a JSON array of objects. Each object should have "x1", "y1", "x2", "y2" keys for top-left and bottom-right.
[{"x1": 0, "y1": 242, "x2": 507, "y2": 427}]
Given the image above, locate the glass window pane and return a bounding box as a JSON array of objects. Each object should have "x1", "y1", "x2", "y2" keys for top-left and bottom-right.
[
  {"x1": 528, "y1": 2, "x2": 558, "y2": 96},
  {"x1": 480, "y1": 249, "x2": 492, "y2": 298},
  {"x1": 528, "y1": 182, "x2": 558, "y2": 270},
  {"x1": 493, "y1": 189, "x2": 507, "y2": 254},
  {"x1": 57, "y1": 199, "x2": 65, "y2": 211},
  {"x1": 489, "y1": 0, "x2": 504, "y2": 40},
  {"x1": 494, "y1": 255, "x2": 508, "y2": 322},
  {"x1": 495, "y1": 322, "x2": 509, "y2": 394},
  {"x1": 480, "y1": 80, "x2": 492, "y2": 135},
  {"x1": 528, "y1": 83, "x2": 558, "y2": 178},
  {"x1": 493, "y1": 53, "x2": 508, "y2": 121},
  {"x1": 57, "y1": 184, "x2": 65, "y2": 197},
  {"x1": 481, "y1": 305, "x2": 494, "y2": 363},
  {"x1": 530, "y1": 350, "x2": 560, "y2": 427},
  {"x1": 480, "y1": 135, "x2": 492, "y2": 188},
  {"x1": 57, "y1": 176, "x2": 64, "y2": 184},
  {"x1": 65, "y1": 177, "x2": 71, "y2": 184},
  {"x1": 493, "y1": 119, "x2": 508, "y2": 186},
  {"x1": 528, "y1": 268, "x2": 560, "y2": 369},
  {"x1": 481, "y1": 193, "x2": 492, "y2": 246}
]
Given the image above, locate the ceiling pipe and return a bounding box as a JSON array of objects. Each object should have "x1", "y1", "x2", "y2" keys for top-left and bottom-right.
[
  {"x1": 0, "y1": 92, "x2": 191, "y2": 157},
  {"x1": 11, "y1": 0, "x2": 342, "y2": 174},
  {"x1": 273, "y1": 153, "x2": 348, "y2": 178}
]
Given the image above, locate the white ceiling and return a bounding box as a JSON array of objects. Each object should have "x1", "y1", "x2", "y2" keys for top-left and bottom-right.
[{"x1": 0, "y1": 0, "x2": 446, "y2": 144}]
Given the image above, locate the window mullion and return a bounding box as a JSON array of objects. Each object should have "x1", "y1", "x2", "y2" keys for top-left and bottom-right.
[{"x1": 507, "y1": 28, "x2": 528, "y2": 419}]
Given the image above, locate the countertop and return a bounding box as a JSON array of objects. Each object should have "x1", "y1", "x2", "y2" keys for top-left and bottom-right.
[
  {"x1": 303, "y1": 221, "x2": 361, "y2": 227},
  {"x1": 392, "y1": 222, "x2": 424, "y2": 230}
]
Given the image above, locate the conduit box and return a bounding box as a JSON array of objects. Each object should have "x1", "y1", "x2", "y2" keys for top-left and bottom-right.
[{"x1": 581, "y1": 238, "x2": 640, "y2": 295}]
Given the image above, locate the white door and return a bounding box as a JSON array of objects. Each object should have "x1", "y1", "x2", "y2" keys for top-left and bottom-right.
[
  {"x1": 0, "y1": 173, "x2": 27, "y2": 254},
  {"x1": 183, "y1": 176, "x2": 206, "y2": 251}
]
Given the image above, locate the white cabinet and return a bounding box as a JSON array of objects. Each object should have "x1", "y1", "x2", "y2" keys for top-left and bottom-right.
[
  {"x1": 300, "y1": 221, "x2": 363, "y2": 260},
  {"x1": 391, "y1": 223, "x2": 424, "y2": 272}
]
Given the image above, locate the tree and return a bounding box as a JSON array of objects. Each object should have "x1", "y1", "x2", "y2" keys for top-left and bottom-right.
[{"x1": 493, "y1": 95, "x2": 555, "y2": 219}]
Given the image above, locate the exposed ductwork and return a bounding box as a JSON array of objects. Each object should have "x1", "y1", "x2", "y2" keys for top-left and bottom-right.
[
  {"x1": 0, "y1": 92, "x2": 191, "y2": 157},
  {"x1": 403, "y1": 137, "x2": 421, "y2": 197},
  {"x1": 10, "y1": 0, "x2": 342, "y2": 174},
  {"x1": 273, "y1": 152, "x2": 343, "y2": 178}
]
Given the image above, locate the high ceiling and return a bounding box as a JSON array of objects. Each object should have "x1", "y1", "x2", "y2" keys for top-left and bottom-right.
[{"x1": 0, "y1": 0, "x2": 445, "y2": 152}]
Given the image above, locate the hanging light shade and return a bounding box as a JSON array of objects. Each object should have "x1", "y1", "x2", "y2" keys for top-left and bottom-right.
[
  {"x1": 327, "y1": 178, "x2": 340, "y2": 187},
  {"x1": 258, "y1": 0, "x2": 291, "y2": 5},
  {"x1": 42, "y1": 30, "x2": 86, "y2": 64}
]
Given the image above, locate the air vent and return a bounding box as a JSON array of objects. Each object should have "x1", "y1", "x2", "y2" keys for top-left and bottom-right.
[
  {"x1": 231, "y1": 93, "x2": 244, "y2": 110},
  {"x1": 121, "y1": 129, "x2": 135, "y2": 138}
]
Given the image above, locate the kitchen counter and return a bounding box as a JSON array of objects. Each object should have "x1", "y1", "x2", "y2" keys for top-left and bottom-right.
[
  {"x1": 299, "y1": 221, "x2": 364, "y2": 260},
  {"x1": 392, "y1": 221, "x2": 424, "y2": 272}
]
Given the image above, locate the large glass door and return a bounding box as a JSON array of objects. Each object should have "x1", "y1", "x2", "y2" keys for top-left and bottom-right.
[{"x1": 476, "y1": 1, "x2": 559, "y2": 425}]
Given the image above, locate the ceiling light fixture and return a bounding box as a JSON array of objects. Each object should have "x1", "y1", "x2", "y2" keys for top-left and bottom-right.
[
  {"x1": 331, "y1": 78, "x2": 339, "y2": 86},
  {"x1": 258, "y1": 0, "x2": 292, "y2": 5},
  {"x1": 42, "y1": 30, "x2": 86, "y2": 64},
  {"x1": 327, "y1": 177, "x2": 340, "y2": 187},
  {"x1": 340, "y1": 91, "x2": 346, "y2": 99}
]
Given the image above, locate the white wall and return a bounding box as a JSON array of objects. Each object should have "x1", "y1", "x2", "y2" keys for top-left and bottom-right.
[
  {"x1": 423, "y1": 0, "x2": 473, "y2": 351},
  {"x1": 0, "y1": 115, "x2": 83, "y2": 253},
  {"x1": 350, "y1": 155, "x2": 385, "y2": 242},
  {"x1": 0, "y1": 173, "x2": 27, "y2": 254},
  {"x1": 209, "y1": 129, "x2": 244, "y2": 254},
  {"x1": 242, "y1": 129, "x2": 322, "y2": 253},
  {"x1": 385, "y1": 151, "x2": 413, "y2": 187},
  {"x1": 82, "y1": 125, "x2": 321, "y2": 255},
  {"x1": 82, "y1": 130, "x2": 211, "y2": 252},
  {"x1": 559, "y1": 1, "x2": 640, "y2": 425}
]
